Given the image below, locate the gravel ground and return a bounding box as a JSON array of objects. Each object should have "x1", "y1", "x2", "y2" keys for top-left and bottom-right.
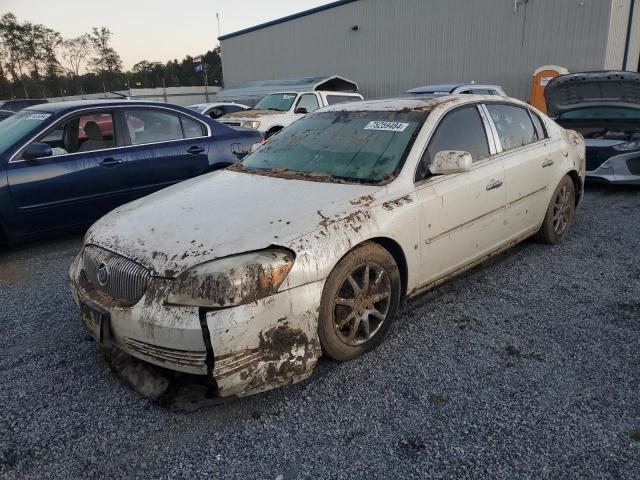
[{"x1": 1, "y1": 184, "x2": 639, "y2": 480}]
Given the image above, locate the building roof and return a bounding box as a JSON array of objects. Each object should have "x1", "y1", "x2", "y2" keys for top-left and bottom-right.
[
  {"x1": 215, "y1": 75, "x2": 358, "y2": 102},
  {"x1": 218, "y1": 0, "x2": 359, "y2": 40}
]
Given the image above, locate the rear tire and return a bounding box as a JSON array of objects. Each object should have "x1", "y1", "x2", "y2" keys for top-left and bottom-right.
[
  {"x1": 318, "y1": 242, "x2": 401, "y2": 361},
  {"x1": 535, "y1": 175, "x2": 576, "y2": 244}
]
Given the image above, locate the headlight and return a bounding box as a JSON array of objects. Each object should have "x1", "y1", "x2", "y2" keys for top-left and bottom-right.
[
  {"x1": 243, "y1": 120, "x2": 261, "y2": 129},
  {"x1": 167, "y1": 248, "x2": 294, "y2": 308},
  {"x1": 613, "y1": 139, "x2": 640, "y2": 151}
]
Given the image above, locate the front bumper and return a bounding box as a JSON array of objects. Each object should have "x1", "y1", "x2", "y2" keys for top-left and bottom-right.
[
  {"x1": 69, "y1": 253, "x2": 324, "y2": 397},
  {"x1": 586, "y1": 151, "x2": 640, "y2": 185}
]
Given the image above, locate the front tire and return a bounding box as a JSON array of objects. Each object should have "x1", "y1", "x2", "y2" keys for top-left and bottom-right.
[
  {"x1": 318, "y1": 242, "x2": 401, "y2": 361},
  {"x1": 535, "y1": 175, "x2": 576, "y2": 244}
]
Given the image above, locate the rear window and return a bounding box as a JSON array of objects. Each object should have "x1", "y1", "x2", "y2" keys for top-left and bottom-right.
[{"x1": 326, "y1": 95, "x2": 360, "y2": 105}]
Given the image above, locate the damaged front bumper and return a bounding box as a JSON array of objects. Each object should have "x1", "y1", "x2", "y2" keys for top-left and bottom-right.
[
  {"x1": 69, "y1": 253, "x2": 323, "y2": 398},
  {"x1": 586, "y1": 150, "x2": 640, "y2": 185}
]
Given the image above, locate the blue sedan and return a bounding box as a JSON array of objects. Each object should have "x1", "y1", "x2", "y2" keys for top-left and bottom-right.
[{"x1": 0, "y1": 100, "x2": 262, "y2": 244}]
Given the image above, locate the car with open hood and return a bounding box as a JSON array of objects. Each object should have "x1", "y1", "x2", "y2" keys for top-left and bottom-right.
[
  {"x1": 545, "y1": 70, "x2": 640, "y2": 184},
  {"x1": 69, "y1": 95, "x2": 585, "y2": 399}
]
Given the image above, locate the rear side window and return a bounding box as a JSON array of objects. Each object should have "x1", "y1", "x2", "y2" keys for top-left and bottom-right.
[
  {"x1": 326, "y1": 95, "x2": 359, "y2": 105},
  {"x1": 124, "y1": 109, "x2": 183, "y2": 145},
  {"x1": 181, "y1": 115, "x2": 205, "y2": 138},
  {"x1": 529, "y1": 111, "x2": 547, "y2": 139},
  {"x1": 486, "y1": 104, "x2": 537, "y2": 151}
]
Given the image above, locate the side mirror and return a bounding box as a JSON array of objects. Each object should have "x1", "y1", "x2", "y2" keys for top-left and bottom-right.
[
  {"x1": 429, "y1": 150, "x2": 473, "y2": 175},
  {"x1": 22, "y1": 142, "x2": 52, "y2": 161},
  {"x1": 294, "y1": 107, "x2": 308, "y2": 115}
]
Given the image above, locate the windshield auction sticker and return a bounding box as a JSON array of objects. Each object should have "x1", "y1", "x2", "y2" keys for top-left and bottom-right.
[
  {"x1": 25, "y1": 113, "x2": 51, "y2": 120},
  {"x1": 365, "y1": 121, "x2": 409, "y2": 132}
]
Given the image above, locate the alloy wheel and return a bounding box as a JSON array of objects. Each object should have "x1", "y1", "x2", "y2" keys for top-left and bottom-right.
[
  {"x1": 552, "y1": 184, "x2": 572, "y2": 235},
  {"x1": 332, "y1": 263, "x2": 391, "y2": 346}
]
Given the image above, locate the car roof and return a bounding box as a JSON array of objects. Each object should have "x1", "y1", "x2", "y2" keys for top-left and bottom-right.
[
  {"x1": 189, "y1": 102, "x2": 248, "y2": 108},
  {"x1": 22, "y1": 99, "x2": 181, "y2": 114},
  {"x1": 319, "y1": 94, "x2": 523, "y2": 113},
  {"x1": 406, "y1": 83, "x2": 502, "y2": 94}
]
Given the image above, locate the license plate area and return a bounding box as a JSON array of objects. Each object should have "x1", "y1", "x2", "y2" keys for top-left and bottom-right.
[{"x1": 81, "y1": 303, "x2": 110, "y2": 344}]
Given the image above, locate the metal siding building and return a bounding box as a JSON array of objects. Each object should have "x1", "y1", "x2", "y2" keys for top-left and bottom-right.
[{"x1": 220, "y1": 0, "x2": 640, "y2": 100}]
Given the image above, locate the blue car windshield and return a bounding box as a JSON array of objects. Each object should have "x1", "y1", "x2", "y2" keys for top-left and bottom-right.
[
  {"x1": 0, "y1": 110, "x2": 52, "y2": 157},
  {"x1": 237, "y1": 110, "x2": 427, "y2": 184}
]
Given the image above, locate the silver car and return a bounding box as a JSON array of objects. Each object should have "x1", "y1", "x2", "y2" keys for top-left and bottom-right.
[{"x1": 545, "y1": 70, "x2": 640, "y2": 185}]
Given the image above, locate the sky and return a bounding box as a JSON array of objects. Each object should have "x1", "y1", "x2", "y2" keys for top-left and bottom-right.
[{"x1": 1, "y1": 0, "x2": 331, "y2": 70}]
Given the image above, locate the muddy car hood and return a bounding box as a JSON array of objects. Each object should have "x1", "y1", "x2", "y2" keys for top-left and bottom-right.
[
  {"x1": 86, "y1": 170, "x2": 378, "y2": 277},
  {"x1": 545, "y1": 71, "x2": 640, "y2": 117}
]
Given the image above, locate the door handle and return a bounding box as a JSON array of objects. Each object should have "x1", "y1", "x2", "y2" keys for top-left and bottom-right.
[
  {"x1": 486, "y1": 179, "x2": 503, "y2": 191},
  {"x1": 100, "y1": 158, "x2": 122, "y2": 167},
  {"x1": 542, "y1": 159, "x2": 554, "y2": 168},
  {"x1": 187, "y1": 146, "x2": 205, "y2": 155}
]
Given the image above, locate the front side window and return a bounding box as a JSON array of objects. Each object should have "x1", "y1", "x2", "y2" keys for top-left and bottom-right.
[
  {"x1": 253, "y1": 93, "x2": 298, "y2": 112},
  {"x1": 486, "y1": 104, "x2": 537, "y2": 151},
  {"x1": 124, "y1": 109, "x2": 183, "y2": 145},
  {"x1": 418, "y1": 106, "x2": 490, "y2": 179},
  {"x1": 28, "y1": 111, "x2": 115, "y2": 157},
  {"x1": 296, "y1": 94, "x2": 320, "y2": 113},
  {"x1": 238, "y1": 110, "x2": 427, "y2": 184}
]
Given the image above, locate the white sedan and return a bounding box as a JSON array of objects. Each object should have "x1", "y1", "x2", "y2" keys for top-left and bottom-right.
[{"x1": 69, "y1": 95, "x2": 585, "y2": 398}]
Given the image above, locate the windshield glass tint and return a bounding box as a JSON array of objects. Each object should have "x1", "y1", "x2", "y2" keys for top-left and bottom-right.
[
  {"x1": 254, "y1": 93, "x2": 297, "y2": 112},
  {"x1": 559, "y1": 107, "x2": 640, "y2": 120},
  {"x1": 240, "y1": 110, "x2": 427, "y2": 184},
  {"x1": 0, "y1": 110, "x2": 51, "y2": 157}
]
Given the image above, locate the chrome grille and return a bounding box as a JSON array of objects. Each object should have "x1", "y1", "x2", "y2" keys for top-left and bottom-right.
[{"x1": 82, "y1": 245, "x2": 151, "y2": 304}]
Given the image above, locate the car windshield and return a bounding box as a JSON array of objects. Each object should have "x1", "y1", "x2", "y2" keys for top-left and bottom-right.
[
  {"x1": 188, "y1": 105, "x2": 207, "y2": 113},
  {"x1": 236, "y1": 110, "x2": 427, "y2": 184},
  {"x1": 0, "y1": 110, "x2": 52, "y2": 157},
  {"x1": 558, "y1": 107, "x2": 640, "y2": 120},
  {"x1": 254, "y1": 93, "x2": 298, "y2": 112}
]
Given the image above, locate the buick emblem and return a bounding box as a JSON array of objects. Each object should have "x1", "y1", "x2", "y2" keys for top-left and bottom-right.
[{"x1": 96, "y1": 263, "x2": 110, "y2": 287}]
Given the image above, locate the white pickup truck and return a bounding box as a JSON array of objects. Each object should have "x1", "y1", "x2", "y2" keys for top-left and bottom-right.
[{"x1": 219, "y1": 90, "x2": 363, "y2": 138}]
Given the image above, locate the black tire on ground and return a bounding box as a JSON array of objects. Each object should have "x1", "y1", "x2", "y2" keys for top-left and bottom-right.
[
  {"x1": 318, "y1": 242, "x2": 402, "y2": 361},
  {"x1": 535, "y1": 175, "x2": 576, "y2": 245}
]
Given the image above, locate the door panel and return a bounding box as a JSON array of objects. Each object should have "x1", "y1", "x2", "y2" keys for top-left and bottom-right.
[
  {"x1": 118, "y1": 109, "x2": 210, "y2": 197},
  {"x1": 417, "y1": 159, "x2": 506, "y2": 284},
  {"x1": 484, "y1": 104, "x2": 555, "y2": 239},
  {"x1": 7, "y1": 148, "x2": 134, "y2": 233},
  {"x1": 6, "y1": 110, "x2": 133, "y2": 235}
]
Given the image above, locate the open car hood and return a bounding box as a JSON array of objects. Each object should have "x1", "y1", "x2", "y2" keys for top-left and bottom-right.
[{"x1": 544, "y1": 71, "x2": 640, "y2": 117}]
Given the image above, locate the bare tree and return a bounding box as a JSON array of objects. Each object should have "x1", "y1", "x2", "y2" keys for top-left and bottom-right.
[
  {"x1": 89, "y1": 27, "x2": 122, "y2": 74},
  {"x1": 60, "y1": 34, "x2": 91, "y2": 77}
]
